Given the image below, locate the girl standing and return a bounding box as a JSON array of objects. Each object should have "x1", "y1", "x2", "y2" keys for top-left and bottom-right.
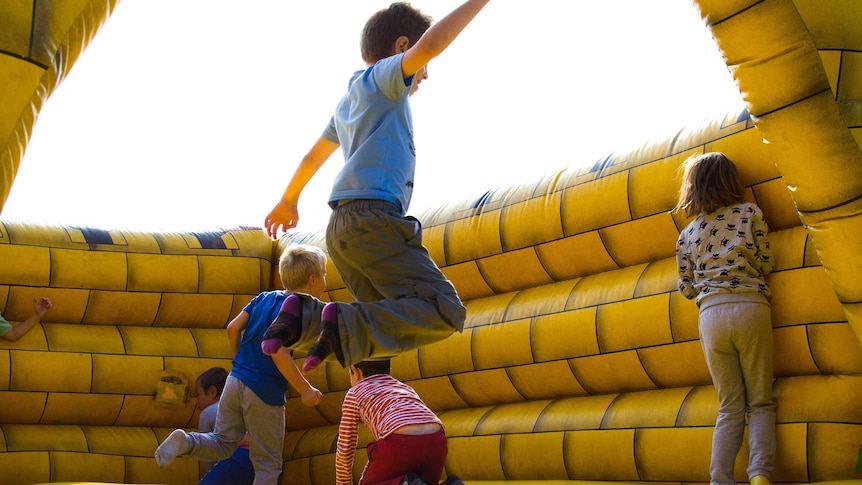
[{"x1": 676, "y1": 152, "x2": 776, "y2": 485}]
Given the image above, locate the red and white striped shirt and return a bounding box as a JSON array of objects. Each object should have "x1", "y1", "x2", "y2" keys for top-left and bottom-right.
[{"x1": 336, "y1": 374, "x2": 443, "y2": 485}]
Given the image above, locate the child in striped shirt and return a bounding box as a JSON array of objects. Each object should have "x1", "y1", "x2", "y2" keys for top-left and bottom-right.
[{"x1": 336, "y1": 359, "x2": 461, "y2": 485}]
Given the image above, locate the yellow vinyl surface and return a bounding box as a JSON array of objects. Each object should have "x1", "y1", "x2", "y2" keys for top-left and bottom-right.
[{"x1": 1, "y1": 1, "x2": 861, "y2": 485}]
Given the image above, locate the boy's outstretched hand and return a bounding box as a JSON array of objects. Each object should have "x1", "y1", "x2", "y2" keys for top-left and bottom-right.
[
  {"x1": 34, "y1": 297, "x2": 52, "y2": 317},
  {"x1": 265, "y1": 200, "x2": 300, "y2": 239}
]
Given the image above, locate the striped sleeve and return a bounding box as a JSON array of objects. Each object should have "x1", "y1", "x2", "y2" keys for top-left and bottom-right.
[{"x1": 336, "y1": 390, "x2": 361, "y2": 485}]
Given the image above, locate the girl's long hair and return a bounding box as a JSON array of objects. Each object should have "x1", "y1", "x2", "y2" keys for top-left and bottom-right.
[{"x1": 676, "y1": 152, "x2": 745, "y2": 217}]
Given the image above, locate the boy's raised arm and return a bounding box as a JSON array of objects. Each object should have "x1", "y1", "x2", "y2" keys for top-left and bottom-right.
[
  {"x1": 401, "y1": 0, "x2": 490, "y2": 77},
  {"x1": 265, "y1": 136, "x2": 339, "y2": 238},
  {"x1": 0, "y1": 297, "x2": 52, "y2": 342}
]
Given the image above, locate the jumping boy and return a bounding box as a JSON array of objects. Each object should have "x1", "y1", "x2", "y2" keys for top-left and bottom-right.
[
  {"x1": 155, "y1": 244, "x2": 326, "y2": 485},
  {"x1": 262, "y1": 0, "x2": 491, "y2": 374}
]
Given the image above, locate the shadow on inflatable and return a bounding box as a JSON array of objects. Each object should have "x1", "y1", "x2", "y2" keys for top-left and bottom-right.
[{"x1": 1, "y1": 1, "x2": 861, "y2": 484}]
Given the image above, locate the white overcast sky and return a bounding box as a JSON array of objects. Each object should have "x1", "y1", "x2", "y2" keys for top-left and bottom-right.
[{"x1": 3, "y1": 0, "x2": 743, "y2": 233}]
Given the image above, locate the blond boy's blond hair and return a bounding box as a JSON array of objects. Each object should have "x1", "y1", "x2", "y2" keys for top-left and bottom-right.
[{"x1": 278, "y1": 244, "x2": 327, "y2": 292}]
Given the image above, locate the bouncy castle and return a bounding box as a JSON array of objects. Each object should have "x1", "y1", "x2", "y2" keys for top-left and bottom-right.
[{"x1": 1, "y1": 1, "x2": 861, "y2": 484}]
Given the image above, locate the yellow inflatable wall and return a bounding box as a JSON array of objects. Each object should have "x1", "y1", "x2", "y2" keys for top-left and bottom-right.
[{"x1": 1, "y1": 1, "x2": 861, "y2": 485}]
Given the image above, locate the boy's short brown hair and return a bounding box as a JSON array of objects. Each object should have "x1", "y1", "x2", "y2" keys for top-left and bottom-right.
[
  {"x1": 361, "y1": 2, "x2": 432, "y2": 64},
  {"x1": 278, "y1": 244, "x2": 327, "y2": 291},
  {"x1": 196, "y1": 367, "x2": 228, "y2": 397},
  {"x1": 354, "y1": 359, "x2": 391, "y2": 377}
]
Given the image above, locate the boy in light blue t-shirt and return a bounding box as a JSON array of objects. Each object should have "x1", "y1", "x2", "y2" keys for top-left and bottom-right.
[{"x1": 261, "y1": 0, "x2": 491, "y2": 375}]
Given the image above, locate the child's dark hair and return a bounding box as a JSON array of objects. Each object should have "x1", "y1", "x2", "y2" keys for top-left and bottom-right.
[
  {"x1": 354, "y1": 359, "x2": 391, "y2": 377},
  {"x1": 196, "y1": 367, "x2": 228, "y2": 397},
  {"x1": 676, "y1": 152, "x2": 745, "y2": 217},
  {"x1": 361, "y1": 2, "x2": 432, "y2": 64}
]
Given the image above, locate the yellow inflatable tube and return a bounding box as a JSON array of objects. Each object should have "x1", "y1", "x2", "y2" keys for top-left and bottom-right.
[{"x1": 1, "y1": 1, "x2": 861, "y2": 485}]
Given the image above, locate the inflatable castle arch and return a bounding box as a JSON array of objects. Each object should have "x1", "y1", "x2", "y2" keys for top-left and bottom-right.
[{"x1": 1, "y1": 1, "x2": 861, "y2": 484}]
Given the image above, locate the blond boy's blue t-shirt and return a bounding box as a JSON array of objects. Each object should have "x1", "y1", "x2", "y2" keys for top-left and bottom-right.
[
  {"x1": 229, "y1": 290, "x2": 290, "y2": 406},
  {"x1": 323, "y1": 53, "x2": 416, "y2": 214}
]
